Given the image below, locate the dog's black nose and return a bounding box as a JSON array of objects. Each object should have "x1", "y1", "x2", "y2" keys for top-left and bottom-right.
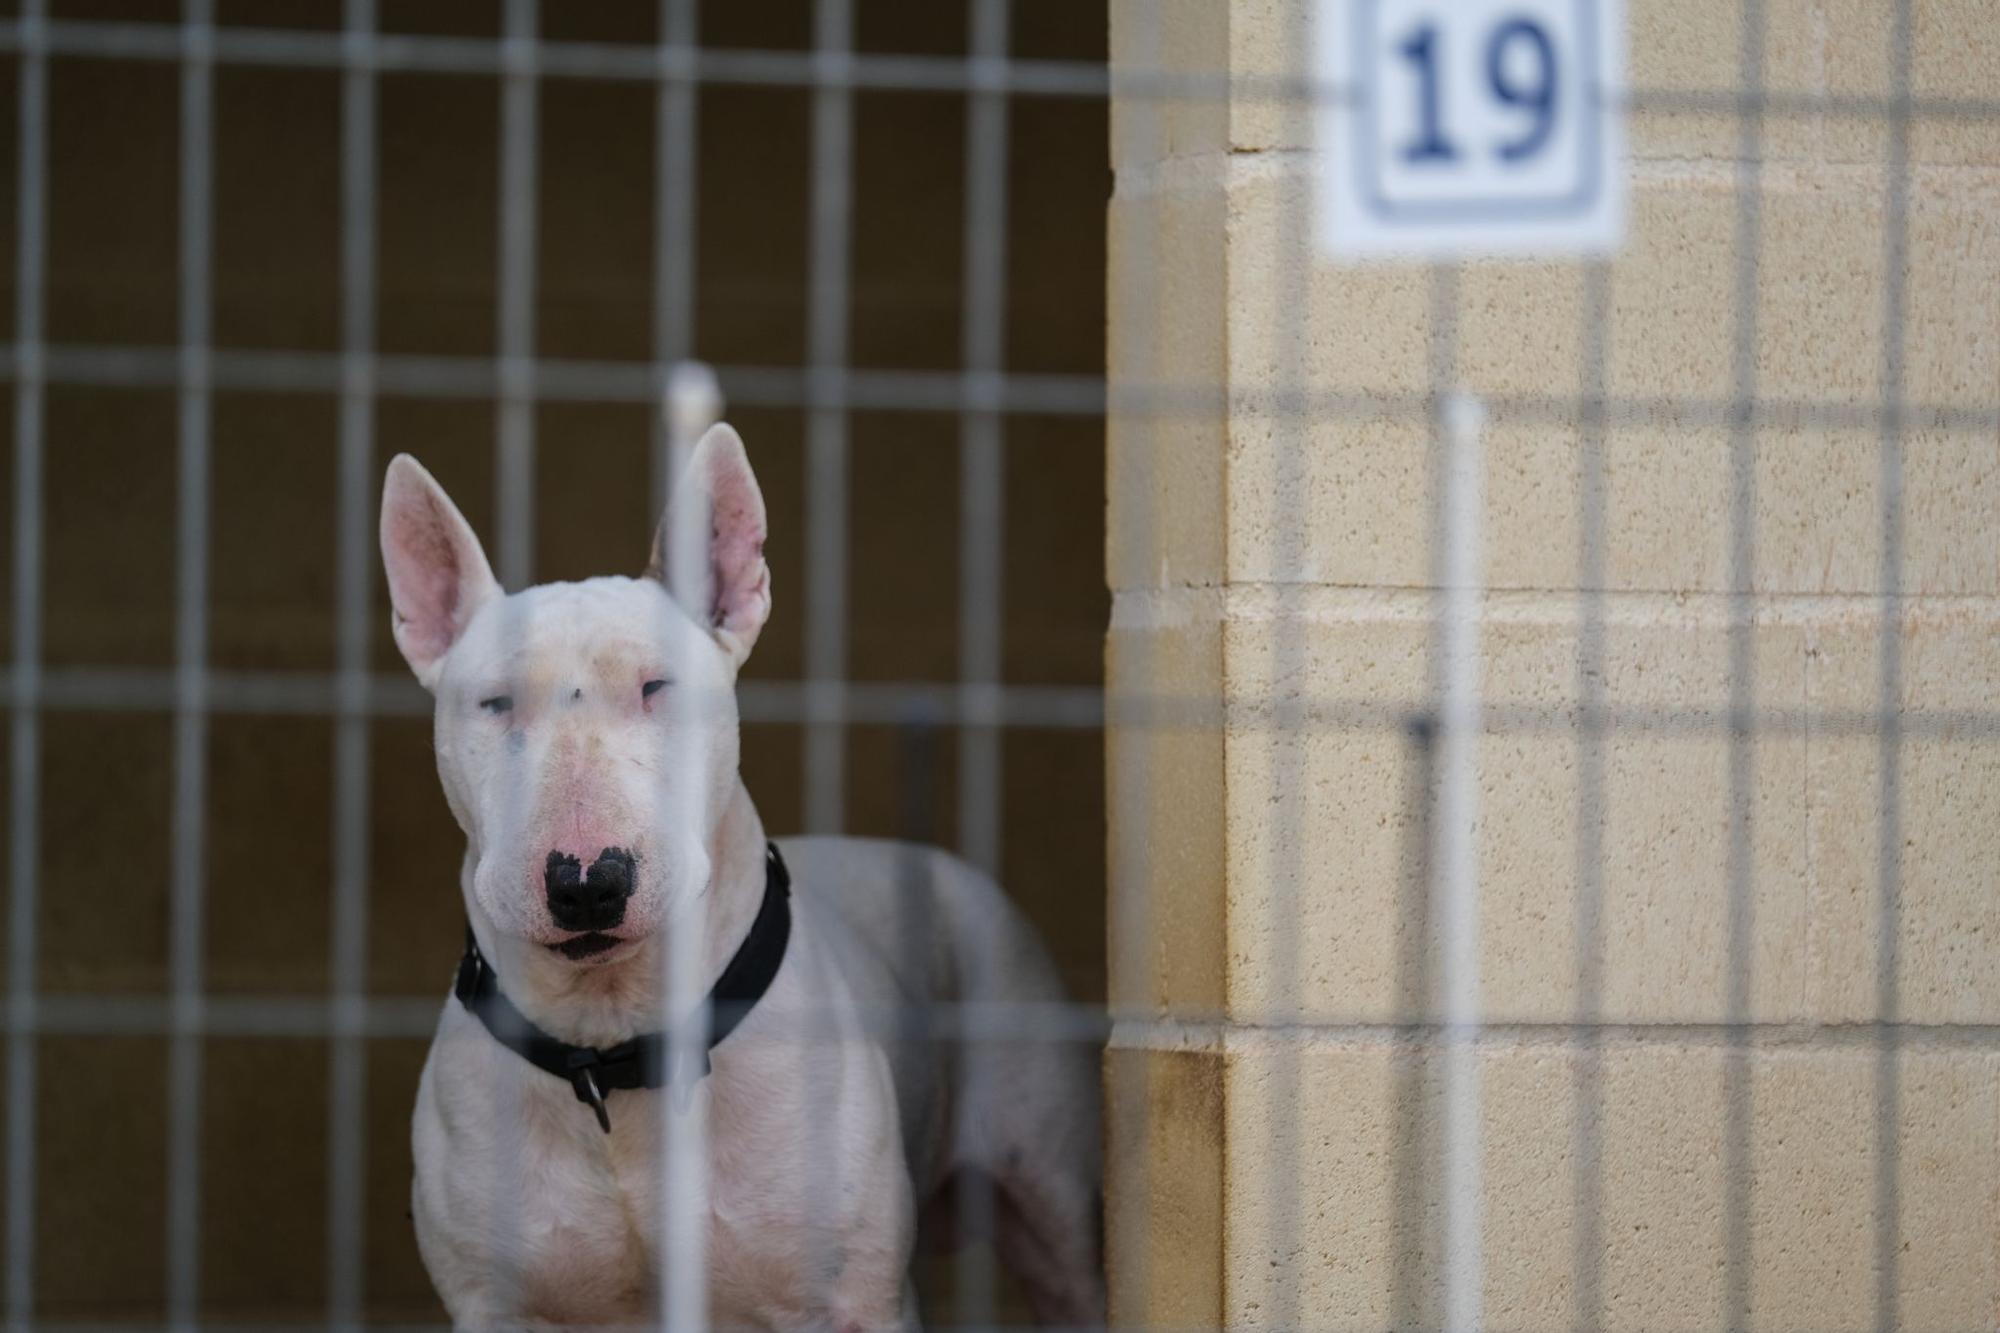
[{"x1": 544, "y1": 847, "x2": 634, "y2": 932}]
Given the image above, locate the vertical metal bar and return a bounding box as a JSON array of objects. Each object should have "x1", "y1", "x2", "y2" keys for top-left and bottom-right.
[
  {"x1": 650, "y1": 0, "x2": 699, "y2": 514},
  {"x1": 1873, "y1": 3, "x2": 1913, "y2": 1329},
  {"x1": 953, "y1": 2, "x2": 1010, "y2": 1322},
  {"x1": 650, "y1": 15, "x2": 709, "y2": 1318},
  {"x1": 1103, "y1": 3, "x2": 1163, "y2": 1322},
  {"x1": 956, "y1": 0, "x2": 1010, "y2": 881},
  {"x1": 488, "y1": 4, "x2": 540, "y2": 1317},
  {"x1": 1723, "y1": 4, "x2": 1768, "y2": 1325},
  {"x1": 1571, "y1": 260, "x2": 1611, "y2": 1333},
  {"x1": 648, "y1": 39, "x2": 712, "y2": 1330},
  {"x1": 166, "y1": 2, "x2": 216, "y2": 1324},
  {"x1": 326, "y1": 2, "x2": 377, "y2": 1325},
  {"x1": 798, "y1": 7, "x2": 856, "y2": 1319},
  {"x1": 3, "y1": 4, "x2": 46, "y2": 1325},
  {"x1": 802, "y1": 0, "x2": 854, "y2": 837},
  {"x1": 659, "y1": 365, "x2": 719, "y2": 1333},
  {"x1": 1419, "y1": 263, "x2": 1469, "y2": 1333},
  {"x1": 494, "y1": 0, "x2": 538, "y2": 590},
  {"x1": 1437, "y1": 383, "x2": 1484, "y2": 1333}
]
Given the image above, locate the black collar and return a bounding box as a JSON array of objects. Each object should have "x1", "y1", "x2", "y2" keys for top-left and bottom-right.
[{"x1": 453, "y1": 841, "x2": 793, "y2": 1132}]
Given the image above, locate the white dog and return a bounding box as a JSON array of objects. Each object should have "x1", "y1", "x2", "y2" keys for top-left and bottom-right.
[{"x1": 379, "y1": 425, "x2": 1103, "y2": 1330}]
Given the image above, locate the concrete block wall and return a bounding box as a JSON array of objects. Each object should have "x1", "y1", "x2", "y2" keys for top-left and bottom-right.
[{"x1": 1105, "y1": 1, "x2": 2000, "y2": 1327}]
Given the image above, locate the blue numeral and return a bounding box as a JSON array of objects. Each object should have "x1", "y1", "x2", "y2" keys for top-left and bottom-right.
[
  {"x1": 1397, "y1": 24, "x2": 1459, "y2": 162},
  {"x1": 1488, "y1": 18, "x2": 1559, "y2": 162}
]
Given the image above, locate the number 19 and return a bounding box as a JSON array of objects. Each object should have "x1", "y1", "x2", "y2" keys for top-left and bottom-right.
[{"x1": 1397, "y1": 16, "x2": 1560, "y2": 166}]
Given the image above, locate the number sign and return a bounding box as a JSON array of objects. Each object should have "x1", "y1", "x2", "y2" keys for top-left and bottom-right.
[{"x1": 1317, "y1": 0, "x2": 1626, "y2": 259}]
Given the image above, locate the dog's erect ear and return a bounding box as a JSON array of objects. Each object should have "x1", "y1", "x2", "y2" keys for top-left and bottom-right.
[
  {"x1": 648, "y1": 422, "x2": 770, "y2": 667},
  {"x1": 380, "y1": 454, "x2": 501, "y2": 689}
]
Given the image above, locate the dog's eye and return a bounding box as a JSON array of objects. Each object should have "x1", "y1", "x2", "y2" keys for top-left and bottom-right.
[
  {"x1": 479, "y1": 695, "x2": 513, "y2": 715},
  {"x1": 641, "y1": 679, "x2": 669, "y2": 700}
]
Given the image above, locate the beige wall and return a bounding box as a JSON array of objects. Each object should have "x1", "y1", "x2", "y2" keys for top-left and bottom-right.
[{"x1": 1105, "y1": 1, "x2": 2000, "y2": 1327}]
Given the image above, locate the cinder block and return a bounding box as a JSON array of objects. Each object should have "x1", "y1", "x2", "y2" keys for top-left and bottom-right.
[
  {"x1": 1219, "y1": 594, "x2": 1810, "y2": 1025},
  {"x1": 1225, "y1": 0, "x2": 1313, "y2": 154},
  {"x1": 1592, "y1": 1043, "x2": 1732, "y2": 1330},
  {"x1": 1903, "y1": 428, "x2": 2000, "y2": 596},
  {"x1": 1222, "y1": 411, "x2": 1433, "y2": 589},
  {"x1": 1104, "y1": 1041, "x2": 1226, "y2": 1330},
  {"x1": 1112, "y1": 0, "x2": 1319, "y2": 159},
  {"x1": 1221, "y1": 1040, "x2": 1412, "y2": 1329},
  {"x1": 1598, "y1": 171, "x2": 1992, "y2": 418},
  {"x1": 1820, "y1": 0, "x2": 2000, "y2": 166},
  {"x1": 1756, "y1": 168, "x2": 1998, "y2": 415},
  {"x1": 1108, "y1": 171, "x2": 1230, "y2": 592},
  {"x1": 1755, "y1": 426, "x2": 1882, "y2": 595},
  {"x1": 1584, "y1": 610, "x2": 1809, "y2": 1025},
  {"x1": 1743, "y1": 1045, "x2": 1878, "y2": 1327},
  {"x1": 1212, "y1": 1038, "x2": 1997, "y2": 1331},
  {"x1": 1482, "y1": 418, "x2": 1586, "y2": 594},
  {"x1": 1220, "y1": 403, "x2": 1927, "y2": 600},
  {"x1": 1627, "y1": 0, "x2": 1743, "y2": 161},
  {"x1": 1619, "y1": 1042, "x2": 1996, "y2": 1331},
  {"x1": 1106, "y1": 400, "x2": 1228, "y2": 594},
  {"x1": 1217, "y1": 1042, "x2": 1721, "y2": 1329},
  {"x1": 1605, "y1": 1042, "x2": 1996, "y2": 1330},
  {"x1": 1110, "y1": 0, "x2": 1230, "y2": 172},
  {"x1": 1599, "y1": 421, "x2": 1994, "y2": 599},
  {"x1": 1479, "y1": 1046, "x2": 1584, "y2": 1326},
  {"x1": 1761, "y1": 0, "x2": 1840, "y2": 163},
  {"x1": 1456, "y1": 259, "x2": 1588, "y2": 403},
  {"x1": 1221, "y1": 408, "x2": 1988, "y2": 601},
  {"x1": 1603, "y1": 423, "x2": 1732, "y2": 593},
  {"x1": 1220, "y1": 173, "x2": 1950, "y2": 594},
  {"x1": 1603, "y1": 423, "x2": 1883, "y2": 598},
  {"x1": 1107, "y1": 591, "x2": 1228, "y2": 1018},
  {"x1": 1892, "y1": 1045, "x2": 2000, "y2": 1329},
  {"x1": 1620, "y1": 0, "x2": 1830, "y2": 161},
  {"x1": 1757, "y1": 169, "x2": 1889, "y2": 409},
  {"x1": 1224, "y1": 162, "x2": 1435, "y2": 402},
  {"x1": 1909, "y1": 0, "x2": 2000, "y2": 165},
  {"x1": 1756, "y1": 424, "x2": 1999, "y2": 598},
  {"x1": 1218, "y1": 594, "x2": 1429, "y2": 1026},
  {"x1": 1609, "y1": 179, "x2": 1740, "y2": 403},
  {"x1": 1906, "y1": 174, "x2": 2000, "y2": 411},
  {"x1": 1808, "y1": 609, "x2": 2000, "y2": 1023}
]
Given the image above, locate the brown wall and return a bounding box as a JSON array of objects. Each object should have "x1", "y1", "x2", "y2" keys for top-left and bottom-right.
[{"x1": 0, "y1": 0, "x2": 1107, "y2": 1321}]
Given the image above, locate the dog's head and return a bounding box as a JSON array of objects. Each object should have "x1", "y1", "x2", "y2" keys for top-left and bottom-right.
[{"x1": 378, "y1": 424, "x2": 769, "y2": 968}]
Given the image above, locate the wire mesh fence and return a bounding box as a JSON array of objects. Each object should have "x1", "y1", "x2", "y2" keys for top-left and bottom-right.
[{"x1": 0, "y1": 0, "x2": 1996, "y2": 1328}]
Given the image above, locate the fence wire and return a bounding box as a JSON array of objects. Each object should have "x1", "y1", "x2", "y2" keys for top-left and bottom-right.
[{"x1": 0, "y1": 0, "x2": 1993, "y2": 1330}]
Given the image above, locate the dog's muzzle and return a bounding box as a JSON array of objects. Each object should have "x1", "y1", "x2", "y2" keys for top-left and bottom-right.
[
  {"x1": 545, "y1": 846, "x2": 635, "y2": 933},
  {"x1": 455, "y1": 842, "x2": 794, "y2": 1131}
]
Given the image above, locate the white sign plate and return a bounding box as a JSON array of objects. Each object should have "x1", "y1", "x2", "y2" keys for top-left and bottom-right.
[{"x1": 1318, "y1": 0, "x2": 1626, "y2": 259}]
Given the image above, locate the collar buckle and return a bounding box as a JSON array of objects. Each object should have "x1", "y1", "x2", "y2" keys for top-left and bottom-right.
[{"x1": 567, "y1": 1058, "x2": 613, "y2": 1133}]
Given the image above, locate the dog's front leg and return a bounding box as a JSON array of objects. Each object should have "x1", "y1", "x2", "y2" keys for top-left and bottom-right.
[
  {"x1": 817, "y1": 1291, "x2": 916, "y2": 1333},
  {"x1": 808, "y1": 1242, "x2": 920, "y2": 1333},
  {"x1": 442, "y1": 1298, "x2": 566, "y2": 1333}
]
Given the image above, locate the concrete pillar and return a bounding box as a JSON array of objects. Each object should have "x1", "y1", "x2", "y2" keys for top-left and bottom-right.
[{"x1": 1104, "y1": 1, "x2": 2000, "y2": 1328}]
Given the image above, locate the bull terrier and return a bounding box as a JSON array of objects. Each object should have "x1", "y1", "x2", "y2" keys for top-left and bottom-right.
[{"x1": 380, "y1": 423, "x2": 1103, "y2": 1329}]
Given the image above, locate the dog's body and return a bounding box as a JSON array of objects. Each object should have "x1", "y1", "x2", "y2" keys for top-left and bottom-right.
[{"x1": 381, "y1": 430, "x2": 1101, "y2": 1330}]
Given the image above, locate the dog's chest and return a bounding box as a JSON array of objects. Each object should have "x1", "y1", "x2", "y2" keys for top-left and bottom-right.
[
  {"x1": 441, "y1": 1084, "x2": 821, "y2": 1324},
  {"x1": 502, "y1": 1104, "x2": 664, "y2": 1320}
]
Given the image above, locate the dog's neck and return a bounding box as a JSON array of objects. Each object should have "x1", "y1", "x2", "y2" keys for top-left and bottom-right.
[{"x1": 463, "y1": 780, "x2": 772, "y2": 1049}]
